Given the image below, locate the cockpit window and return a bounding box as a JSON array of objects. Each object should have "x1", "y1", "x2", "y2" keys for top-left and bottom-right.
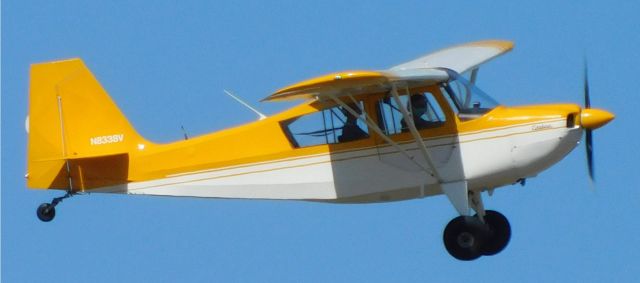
[
  {"x1": 282, "y1": 101, "x2": 369, "y2": 148},
  {"x1": 440, "y1": 73, "x2": 499, "y2": 121},
  {"x1": 377, "y1": 91, "x2": 446, "y2": 135}
]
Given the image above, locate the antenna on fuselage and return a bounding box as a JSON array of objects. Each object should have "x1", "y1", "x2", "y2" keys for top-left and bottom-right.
[
  {"x1": 180, "y1": 125, "x2": 189, "y2": 140},
  {"x1": 223, "y1": 89, "x2": 267, "y2": 120}
]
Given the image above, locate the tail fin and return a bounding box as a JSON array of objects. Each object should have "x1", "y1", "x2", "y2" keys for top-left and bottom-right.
[{"x1": 26, "y1": 58, "x2": 144, "y2": 190}]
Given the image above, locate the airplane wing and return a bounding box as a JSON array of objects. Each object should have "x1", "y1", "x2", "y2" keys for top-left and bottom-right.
[
  {"x1": 264, "y1": 40, "x2": 512, "y2": 102},
  {"x1": 262, "y1": 68, "x2": 448, "y2": 102},
  {"x1": 390, "y1": 40, "x2": 513, "y2": 74}
]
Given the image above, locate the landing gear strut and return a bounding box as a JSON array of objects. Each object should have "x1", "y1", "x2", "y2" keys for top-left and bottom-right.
[
  {"x1": 36, "y1": 192, "x2": 75, "y2": 222},
  {"x1": 443, "y1": 210, "x2": 511, "y2": 260}
]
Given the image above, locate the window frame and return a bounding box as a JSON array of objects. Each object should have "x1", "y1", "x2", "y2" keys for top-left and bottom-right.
[
  {"x1": 372, "y1": 85, "x2": 457, "y2": 140},
  {"x1": 280, "y1": 100, "x2": 373, "y2": 149}
]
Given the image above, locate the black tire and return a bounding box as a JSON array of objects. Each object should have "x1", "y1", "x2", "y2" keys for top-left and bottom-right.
[
  {"x1": 480, "y1": 210, "x2": 511, "y2": 256},
  {"x1": 36, "y1": 203, "x2": 55, "y2": 222},
  {"x1": 443, "y1": 216, "x2": 485, "y2": 261}
]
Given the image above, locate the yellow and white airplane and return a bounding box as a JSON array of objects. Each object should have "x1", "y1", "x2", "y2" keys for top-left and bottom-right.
[{"x1": 26, "y1": 40, "x2": 614, "y2": 260}]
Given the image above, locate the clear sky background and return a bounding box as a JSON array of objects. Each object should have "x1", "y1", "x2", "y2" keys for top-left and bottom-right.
[{"x1": 2, "y1": 1, "x2": 639, "y2": 282}]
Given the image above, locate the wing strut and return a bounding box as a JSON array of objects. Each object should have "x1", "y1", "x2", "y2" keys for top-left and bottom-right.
[
  {"x1": 389, "y1": 84, "x2": 442, "y2": 181},
  {"x1": 470, "y1": 68, "x2": 479, "y2": 85},
  {"x1": 329, "y1": 89, "x2": 476, "y2": 217},
  {"x1": 326, "y1": 94, "x2": 434, "y2": 175}
]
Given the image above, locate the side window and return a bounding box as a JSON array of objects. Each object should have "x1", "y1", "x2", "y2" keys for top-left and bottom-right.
[
  {"x1": 283, "y1": 102, "x2": 369, "y2": 148},
  {"x1": 377, "y1": 92, "x2": 446, "y2": 135}
]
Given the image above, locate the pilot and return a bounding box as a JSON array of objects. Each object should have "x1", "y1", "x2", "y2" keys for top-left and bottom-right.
[
  {"x1": 401, "y1": 94, "x2": 439, "y2": 131},
  {"x1": 338, "y1": 103, "x2": 368, "y2": 143}
]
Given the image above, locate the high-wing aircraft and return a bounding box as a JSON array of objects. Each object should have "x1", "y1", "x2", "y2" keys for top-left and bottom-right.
[{"x1": 26, "y1": 40, "x2": 614, "y2": 260}]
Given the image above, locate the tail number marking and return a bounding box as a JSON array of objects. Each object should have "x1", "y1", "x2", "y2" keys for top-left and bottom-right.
[{"x1": 90, "y1": 134, "x2": 124, "y2": 145}]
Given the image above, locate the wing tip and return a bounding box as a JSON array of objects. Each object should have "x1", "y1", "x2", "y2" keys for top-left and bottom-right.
[{"x1": 467, "y1": 40, "x2": 514, "y2": 52}]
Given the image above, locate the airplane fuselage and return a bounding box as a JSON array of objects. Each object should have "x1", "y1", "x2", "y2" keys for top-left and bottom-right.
[{"x1": 92, "y1": 102, "x2": 583, "y2": 204}]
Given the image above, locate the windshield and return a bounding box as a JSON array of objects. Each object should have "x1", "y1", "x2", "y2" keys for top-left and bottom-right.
[{"x1": 440, "y1": 71, "x2": 499, "y2": 120}]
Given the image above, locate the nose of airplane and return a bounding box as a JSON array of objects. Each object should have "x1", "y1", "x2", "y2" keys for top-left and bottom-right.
[{"x1": 580, "y1": 108, "x2": 614, "y2": 130}]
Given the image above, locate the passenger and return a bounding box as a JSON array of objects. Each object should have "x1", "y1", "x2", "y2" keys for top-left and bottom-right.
[
  {"x1": 338, "y1": 103, "x2": 368, "y2": 142},
  {"x1": 401, "y1": 94, "x2": 439, "y2": 131}
]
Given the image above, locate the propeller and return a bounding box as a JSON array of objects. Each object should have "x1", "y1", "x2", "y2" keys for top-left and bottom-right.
[
  {"x1": 583, "y1": 61, "x2": 594, "y2": 181},
  {"x1": 581, "y1": 60, "x2": 614, "y2": 182}
]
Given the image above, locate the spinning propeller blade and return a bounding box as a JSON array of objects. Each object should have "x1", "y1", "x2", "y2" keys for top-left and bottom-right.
[
  {"x1": 584, "y1": 61, "x2": 595, "y2": 182},
  {"x1": 580, "y1": 59, "x2": 615, "y2": 181},
  {"x1": 583, "y1": 60, "x2": 594, "y2": 181},
  {"x1": 584, "y1": 61, "x2": 591, "y2": 109},
  {"x1": 585, "y1": 128, "x2": 594, "y2": 181},
  {"x1": 580, "y1": 60, "x2": 613, "y2": 182}
]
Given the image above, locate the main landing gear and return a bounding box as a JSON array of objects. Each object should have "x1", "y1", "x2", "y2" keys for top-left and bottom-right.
[
  {"x1": 36, "y1": 192, "x2": 75, "y2": 222},
  {"x1": 443, "y1": 210, "x2": 511, "y2": 260}
]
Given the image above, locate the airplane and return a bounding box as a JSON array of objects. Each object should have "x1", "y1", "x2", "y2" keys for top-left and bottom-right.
[{"x1": 25, "y1": 40, "x2": 614, "y2": 260}]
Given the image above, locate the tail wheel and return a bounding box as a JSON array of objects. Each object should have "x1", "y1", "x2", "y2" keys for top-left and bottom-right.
[
  {"x1": 443, "y1": 216, "x2": 485, "y2": 261},
  {"x1": 479, "y1": 210, "x2": 511, "y2": 256},
  {"x1": 36, "y1": 203, "x2": 55, "y2": 222}
]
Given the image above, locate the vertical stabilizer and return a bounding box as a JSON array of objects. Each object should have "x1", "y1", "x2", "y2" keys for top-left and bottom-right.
[{"x1": 27, "y1": 58, "x2": 145, "y2": 190}]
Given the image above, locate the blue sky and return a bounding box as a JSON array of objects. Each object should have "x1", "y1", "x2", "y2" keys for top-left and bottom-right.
[{"x1": 2, "y1": 1, "x2": 639, "y2": 282}]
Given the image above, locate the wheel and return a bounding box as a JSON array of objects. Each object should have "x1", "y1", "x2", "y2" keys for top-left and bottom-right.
[
  {"x1": 36, "y1": 203, "x2": 55, "y2": 222},
  {"x1": 479, "y1": 210, "x2": 511, "y2": 256},
  {"x1": 443, "y1": 216, "x2": 486, "y2": 261}
]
